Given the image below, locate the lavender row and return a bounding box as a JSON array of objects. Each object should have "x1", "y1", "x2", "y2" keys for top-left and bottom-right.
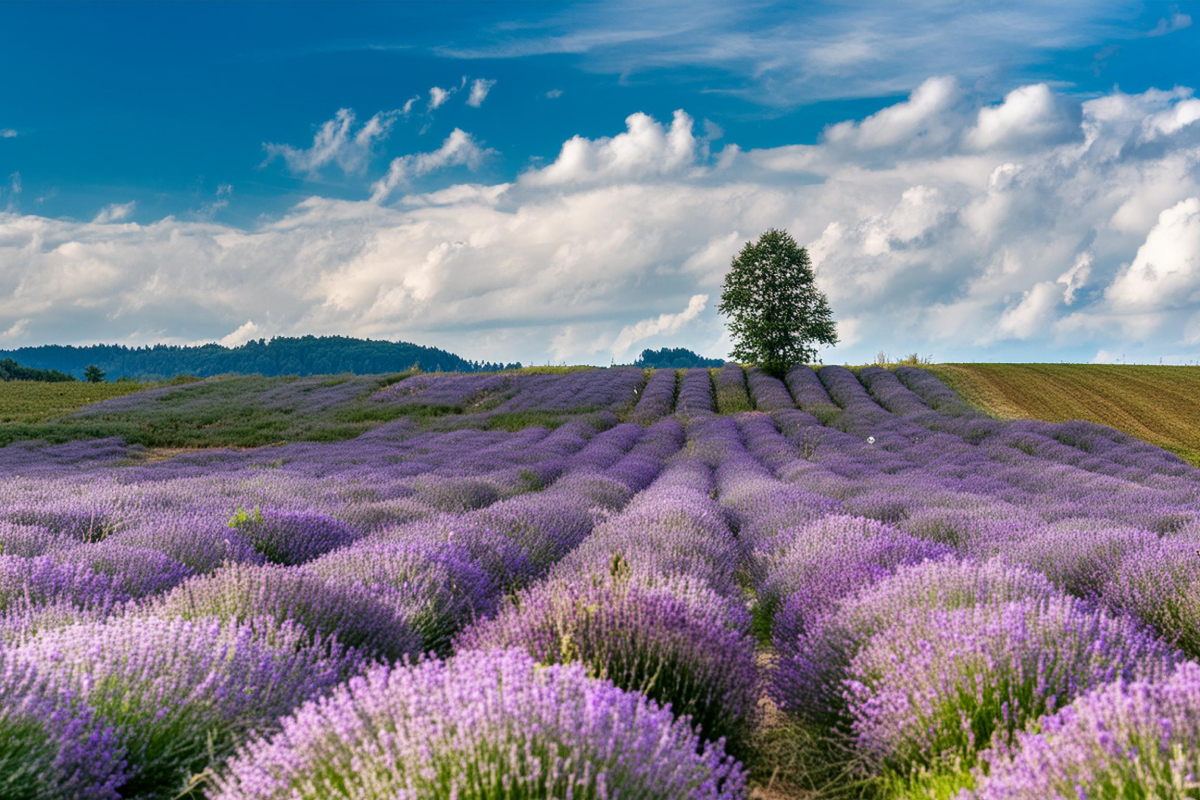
[
  {"x1": 677, "y1": 367, "x2": 715, "y2": 414},
  {"x1": 724, "y1": 390, "x2": 1200, "y2": 794},
  {"x1": 629, "y1": 367, "x2": 677, "y2": 422},
  {"x1": 744, "y1": 367, "x2": 794, "y2": 412},
  {"x1": 713, "y1": 363, "x2": 754, "y2": 413}
]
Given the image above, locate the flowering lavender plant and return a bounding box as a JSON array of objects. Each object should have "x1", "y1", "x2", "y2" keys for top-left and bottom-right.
[
  {"x1": 971, "y1": 661, "x2": 1200, "y2": 800},
  {"x1": 843, "y1": 596, "x2": 1180, "y2": 776},
  {"x1": 0, "y1": 650, "x2": 127, "y2": 799},
  {"x1": 11, "y1": 614, "x2": 360, "y2": 798},
  {"x1": 457, "y1": 574, "x2": 759, "y2": 753},
  {"x1": 150, "y1": 562, "x2": 422, "y2": 662},
  {"x1": 209, "y1": 648, "x2": 747, "y2": 800},
  {"x1": 307, "y1": 539, "x2": 496, "y2": 654}
]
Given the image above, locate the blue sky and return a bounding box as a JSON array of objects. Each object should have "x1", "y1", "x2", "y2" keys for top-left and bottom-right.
[{"x1": 2, "y1": 1, "x2": 1199, "y2": 365}]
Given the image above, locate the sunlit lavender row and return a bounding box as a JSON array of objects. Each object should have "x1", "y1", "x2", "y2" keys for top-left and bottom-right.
[{"x1": 3, "y1": 364, "x2": 1200, "y2": 798}]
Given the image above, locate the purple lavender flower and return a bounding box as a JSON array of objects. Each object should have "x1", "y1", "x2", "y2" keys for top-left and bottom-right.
[
  {"x1": 761, "y1": 515, "x2": 951, "y2": 644},
  {"x1": 54, "y1": 541, "x2": 194, "y2": 598},
  {"x1": 457, "y1": 574, "x2": 759, "y2": 753},
  {"x1": 307, "y1": 539, "x2": 496, "y2": 654},
  {"x1": 108, "y1": 511, "x2": 266, "y2": 573},
  {"x1": 1102, "y1": 537, "x2": 1200, "y2": 657},
  {"x1": 209, "y1": 648, "x2": 747, "y2": 800},
  {"x1": 857, "y1": 366, "x2": 930, "y2": 416},
  {"x1": 0, "y1": 554, "x2": 123, "y2": 609},
  {"x1": 745, "y1": 367, "x2": 795, "y2": 411},
  {"x1": 0, "y1": 649, "x2": 127, "y2": 799},
  {"x1": 631, "y1": 368, "x2": 678, "y2": 422},
  {"x1": 376, "y1": 515, "x2": 539, "y2": 591},
  {"x1": 149, "y1": 562, "x2": 422, "y2": 662},
  {"x1": 772, "y1": 558, "x2": 1058, "y2": 725},
  {"x1": 0, "y1": 522, "x2": 72, "y2": 557},
  {"x1": 231, "y1": 508, "x2": 360, "y2": 565},
  {"x1": 971, "y1": 661, "x2": 1200, "y2": 800},
  {"x1": 843, "y1": 595, "x2": 1180, "y2": 775},
  {"x1": 678, "y1": 367, "x2": 716, "y2": 414},
  {"x1": 11, "y1": 614, "x2": 361, "y2": 798},
  {"x1": 785, "y1": 364, "x2": 836, "y2": 411}
]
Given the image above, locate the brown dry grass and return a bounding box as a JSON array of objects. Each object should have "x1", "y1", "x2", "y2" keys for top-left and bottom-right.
[{"x1": 928, "y1": 363, "x2": 1200, "y2": 466}]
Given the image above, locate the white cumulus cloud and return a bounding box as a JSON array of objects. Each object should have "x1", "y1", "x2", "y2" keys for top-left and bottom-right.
[
  {"x1": 965, "y1": 83, "x2": 1078, "y2": 151},
  {"x1": 466, "y1": 78, "x2": 496, "y2": 107},
  {"x1": 370, "y1": 129, "x2": 493, "y2": 202},
  {"x1": 522, "y1": 109, "x2": 699, "y2": 186},
  {"x1": 216, "y1": 320, "x2": 264, "y2": 348},
  {"x1": 264, "y1": 108, "x2": 404, "y2": 176},
  {"x1": 9, "y1": 80, "x2": 1200, "y2": 364},
  {"x1": 1106, "y1": 198, "x2": 1200, "y2": 312},
  {"x1": 92, "y1": 202, "x2": 136, "y2": 224},
  {"x1": 428, "y1": 86, "x2": 453, "y2": 111},
  {"x1": 609, "y1": 294, "x2": 708, "y2": 359},
  {"x1": 824, "y1": 76, "x2": 961, "y2": 151}
]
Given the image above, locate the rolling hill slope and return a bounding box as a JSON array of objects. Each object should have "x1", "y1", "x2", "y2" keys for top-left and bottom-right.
[{"x1": 927, "y1": 363, "x2": 1200, "y2": 465}]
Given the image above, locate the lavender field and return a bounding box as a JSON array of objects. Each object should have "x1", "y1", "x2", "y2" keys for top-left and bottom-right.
[{"x1": 4, "y1": 363, "x2": 1200, "y2": 799}]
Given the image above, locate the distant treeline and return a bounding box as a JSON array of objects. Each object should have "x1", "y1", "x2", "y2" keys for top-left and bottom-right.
[
  {"x1": 0, "y1": 336, "x2": 521, "y2": 381},
  {"x1": 0, "y1": 357, "x2": 76, "y2": 382},
  {"x1": 631, "y1": 347, "x2": 725, "y2": 369}
]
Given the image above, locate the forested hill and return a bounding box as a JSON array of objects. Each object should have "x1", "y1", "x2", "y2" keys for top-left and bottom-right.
[
  {"x1": 631, "y1": 347, "x2": 724, "y2": 369},
  {"x1": 0, "y1": 336, "x2": 520, "y2": 380},
  {"x1": 0, "y1": 357, "x2": 76, "y2": 382}
]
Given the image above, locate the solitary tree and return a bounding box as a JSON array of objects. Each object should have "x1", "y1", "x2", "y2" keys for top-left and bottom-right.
[
  {"x1": 719, "y1": 228, "x2": 837, "y2": 377},
  {"x1": 83, "y1": 364, "x2": 106, "y2": 383}
]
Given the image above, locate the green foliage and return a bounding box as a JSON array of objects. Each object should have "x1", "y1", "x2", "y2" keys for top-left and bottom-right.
[
  {"x1": 0, "y1": 358, "x2": 75, "y2": 382},
  {"x1": 713, "y1": 366, "x2": 755, "y2": 413},
  {"x1": 227, "y1": 506, "x2": 263, "y2": 529},
  {"x1": 632, "y1": 347, "x2": 723, "y2": 369},
  {"x1": 0, "y1": 335, "x2": 520, "y2": 381},
  {"x1": 875, "y1": 352, "x2": 932, "y2": 367},
  {"x1": 83, "y1": 365, "x2": 106, "y2": 383},
  {"x1": 504, "y1": 365, "x2": 597, "y2": 374},
  {"x1": 517, "y1": 468, "x2": 545, "y2": 493},
  {"x1": 749, "y1": 721, "x2": 875, "y2": 800},
  {"x1": 719, "y1": 229, "x2": 837, "y2": 377}
]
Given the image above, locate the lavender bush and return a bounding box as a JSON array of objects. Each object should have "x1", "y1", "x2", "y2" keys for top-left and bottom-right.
[
  {"x1": 150, "y1": 562, "x2": 422, "y2": 662},
  {"x1": 457, "y1": 574, "x2": 759, "y2": 753},
  {"x1": 11, "y1": 614, "x2": 359, "y2": 798},
  {"x1": 971, "y1": 661, "x2": 1200, "y2": 800},
  {"x1": 307, "y1": 539, "x2": 495, "y2": 654},
  {"x1": 0, "y1": 650, "x2": 127, "y2": 799},
  {"x1": 843, "y1": 596, "x2": 1180, "y2": 776},
  {"x1": 772, "y1": 558, "x2": 1059, "y2": 724},
  {"x1": 209, "y1": 648, "x2": 747, "y2": 800}
]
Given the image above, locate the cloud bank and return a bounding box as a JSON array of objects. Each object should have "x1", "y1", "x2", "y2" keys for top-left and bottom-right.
[{"x1": 3, "y1": 78, "x2": 1200, "y2": 365}]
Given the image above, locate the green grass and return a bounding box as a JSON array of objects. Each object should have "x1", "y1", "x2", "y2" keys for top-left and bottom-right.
[
  {"x1": 0, "y1": 380, "x2": 182, "y2": 423},
  {"x1": 502, "y1": 365, "x2": 598, "y2": 374},
  {"x1": 927, "y1": 363, "x2": 1200, "y2": 466},
  {"x1": 0, "y1": 370, "x2": 632, "y2": 448},
  {"x1": 0, "y1": 373, "x2": 415, "y2": 449}
]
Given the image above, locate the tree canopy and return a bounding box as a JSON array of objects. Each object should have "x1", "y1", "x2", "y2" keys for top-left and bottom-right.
[
  {"x1": 0, "y1": 336, "x2": 521, "y2": 381},
  {"x1": 719, "y1": 229, "x2": 837, "y2": 376},
  {"x1": 631, "y1": 347, "x2": 724, "y2": 369},
  {"x1": 0, "y1": 357, "x2": 76, "y2": 382}
]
